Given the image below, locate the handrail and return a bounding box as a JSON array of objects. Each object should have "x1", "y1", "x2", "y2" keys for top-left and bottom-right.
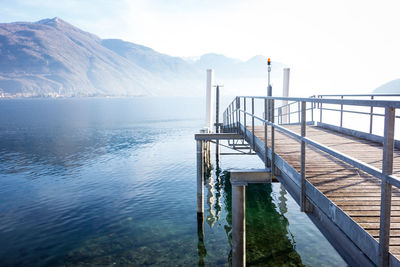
[
  {"x1": 321, "y1": 106, "x2": 400, "y2": 119},
  {"x1": 236, "y1": 96, "x2": 400, "y2": 108},
  {"x1": 318, "y1": 93, "x2": 400, "y2": 97},
  {"x1": 223, "y1": 95, "x2": 399, "y2": 266},
  {"x1": 241, "y1": 108, "x2": 398, "y2": 185}
]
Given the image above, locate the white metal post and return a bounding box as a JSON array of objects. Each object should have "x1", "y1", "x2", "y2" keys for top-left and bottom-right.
[
  {"x1": 205, "y1": 69, "x2": 214, "y2": 132},
  {"x1": 282, "y1": 68, "x2": 290, "y2": 124}
]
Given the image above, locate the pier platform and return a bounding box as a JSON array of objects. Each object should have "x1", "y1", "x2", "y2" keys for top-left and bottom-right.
[{"x1": 213, "y1": 95, "x2": 400, "y2": 266}]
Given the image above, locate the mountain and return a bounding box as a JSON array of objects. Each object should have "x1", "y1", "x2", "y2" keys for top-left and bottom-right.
[
  {"x1": 101, "y1": 39, "x2": 199, "y2": 78},
  {"x1": 0, "y1": 18, "x2": 162, "y2": 97},
  {"x1": 0, "y1": 18, "x2": 281, "y2": 98},
  {"x1": 373, "y1": 79, "x2": 400, "y2": 94},
  {"x1": 101, "y1": 38, "x2": 202, "y2": 94},
  {"x1": 0, "y1": 17, "x2": 201, "y2": 97}
]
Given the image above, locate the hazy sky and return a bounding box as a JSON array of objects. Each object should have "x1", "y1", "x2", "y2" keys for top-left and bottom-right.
[{"x1": 1, "y1": 0, "x2": 399, "y2": 95}]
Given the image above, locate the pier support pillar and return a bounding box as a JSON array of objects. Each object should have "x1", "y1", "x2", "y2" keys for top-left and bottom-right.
[
  {"x1": 232, "y1": 184, "x2": 246, "y2": 267},
  {"x1": 197, "y1": 210, "x2": 206, "y2": 265},
  {"x1": 230, "y1": 169, "x2": 271, "y2": 267},
  {"x1": 197, "y1": 140, "x2": 204, "y2": 215}
]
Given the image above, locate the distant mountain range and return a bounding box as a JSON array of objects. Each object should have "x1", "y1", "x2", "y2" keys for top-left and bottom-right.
[
  {"x1": 373, "y1": 79, "x2": 400, "y2": 94},
  {"x1": 0, "y1": 17, "x2": 281, "y2": 98}
]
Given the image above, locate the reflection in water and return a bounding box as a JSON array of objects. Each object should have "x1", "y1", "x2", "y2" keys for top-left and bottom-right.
[
  {"x1": 205, "y1": 170, "x2": 217, "y2": 227},
  {"x1": 205, "y1": 163, "x2": 223, "y2": 228},
  {"x1": 279, "y1": 184, "x2": 288, "y2": 215},
  {"x1": 0, "y1": 98, "x2": 345, "y2": 266},
  {"x1": 204, "y1": 170, "x2": 304, "y2": 265}
]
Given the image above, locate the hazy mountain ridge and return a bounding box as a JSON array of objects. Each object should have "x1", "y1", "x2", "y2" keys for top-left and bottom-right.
[
  {"x1": 373, "y1": 79, "x2": 400, "y2": 94},
  {"x1": 0, "y1": 18, "x2": 165, "y2": 97},
  {"x1": 0, "y1": 17, "x2": 283, "y2": 98}
]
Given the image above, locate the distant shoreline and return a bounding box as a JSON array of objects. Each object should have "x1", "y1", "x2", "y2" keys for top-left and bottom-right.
[{"x1": 0, "y1": 95, "x2": 147, "y2": 100}]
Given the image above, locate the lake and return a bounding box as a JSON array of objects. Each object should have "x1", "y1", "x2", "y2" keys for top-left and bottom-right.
[{"x1": 0, "y1": 97, "x2": 346, "y2": 266}]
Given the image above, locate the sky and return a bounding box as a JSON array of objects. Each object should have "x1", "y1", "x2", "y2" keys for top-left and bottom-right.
[{"x1": 1, "y1": 0, "x2": 400, "y2": 95}]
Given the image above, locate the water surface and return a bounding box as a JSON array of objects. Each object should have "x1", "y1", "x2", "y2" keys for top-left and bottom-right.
[{"x1": 0, "y1": 98, "x2": 345, "y2": 266}]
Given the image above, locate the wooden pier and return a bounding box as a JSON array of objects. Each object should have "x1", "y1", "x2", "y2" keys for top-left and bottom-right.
[{"x1": 197, "y1": 94, "x2": 400, "y2": 267}]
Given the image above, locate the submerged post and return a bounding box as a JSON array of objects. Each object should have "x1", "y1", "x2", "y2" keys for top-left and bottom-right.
[
  {"x1": 232, "y1": 185, "x2": 246, "y2": 267},
  {"x1": 197, "y1": 138, "x2": 206, "y2": 265},
  {"x1": 196, "y1": 140, "x2": 204, "y2": 215},
  {"x1": 230, "y1": 169, "x2": 271, "y2": 267},
  {"x1": 379, "y1": 107, "x2": 395, "y2": 267}
]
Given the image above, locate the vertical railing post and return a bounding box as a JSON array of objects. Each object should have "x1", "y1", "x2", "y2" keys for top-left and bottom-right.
[
  {"x1": 288, "y1": 104, "x2": 291, "y2": 124},
  {"x1": 340, "y1": 95, "x2": 344, "y2": 127},
  {"x1": 300, "y1": 101, "x2": 307, "y2": 212},
  {"x1": 233, "y1": 100, "x2": 236, "y2": 129},
  {"x1": 231, "y1": 103, "x2": 234, "y2": 130},
  {"x1": 228, "y1": 105, "x2": 231, "y2": 131},
  {"x1": 370, "y1": 96, "x2": 374, "y2": 134},
  {"x1": 271, "y1": 99, "x2": 275, "y2": 178},
  {"x1": 379, "y1": 106, "x2": 395, "y2": 267},
  {"x1": 264, "y1": 98, "x2": 269, "y2": 167},
  {"x1": 311, "y1": 101, "x2": 314, "y2": 123},
  {"x1": 226, "y1": 110, "x2": 228, "y2": 129},
  {"x1": 319, "y1": 96, "x2": 323, "y2": 124},
  {"x1": 278, "y1": 107, "x2": 282, "y2": 125},
  {"x1": 252, "y1": 98, "x2": 255, "y2": 150},
  {"x1": 298, "y1": 101, "x2": 301, "y2": 123},
  {"x1": 231, "y1": 103, "x2": 234, "y2": 131},
  {"x1": 236, "y1": 97, "x2": 240, "y2": 133},
  {"x1": 244, "y1": 98, "x2": 247, "y2": 138},
  {"x1": 228, "y1": 108, "x2": 230, "y2": 129},
  {"x1": 228, "y1": 105, "x2": 230, "y2": 130}
]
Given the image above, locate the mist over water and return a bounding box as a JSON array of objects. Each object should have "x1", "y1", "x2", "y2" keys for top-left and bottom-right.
[{"x1": 0, "y1": 97, "x2": 345, "y2": 266}]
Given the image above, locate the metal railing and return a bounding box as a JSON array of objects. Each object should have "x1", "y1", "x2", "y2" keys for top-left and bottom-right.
[
  {"x1": 317, "y1": 94, "x2": 400, "y2": 134},
  {"x1": 222, "y1": 95, "x2": 400, "y2": 266}
]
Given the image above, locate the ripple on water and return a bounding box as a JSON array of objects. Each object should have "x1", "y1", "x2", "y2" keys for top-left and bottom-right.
[{"x1": 0, "y1": 98, "x2": 346, "y2": 266}]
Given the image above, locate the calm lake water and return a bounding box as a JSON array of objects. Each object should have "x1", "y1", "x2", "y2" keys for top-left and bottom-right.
[{"x1": 0, "y1": 98, "x2": 346, "y2": 266}]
